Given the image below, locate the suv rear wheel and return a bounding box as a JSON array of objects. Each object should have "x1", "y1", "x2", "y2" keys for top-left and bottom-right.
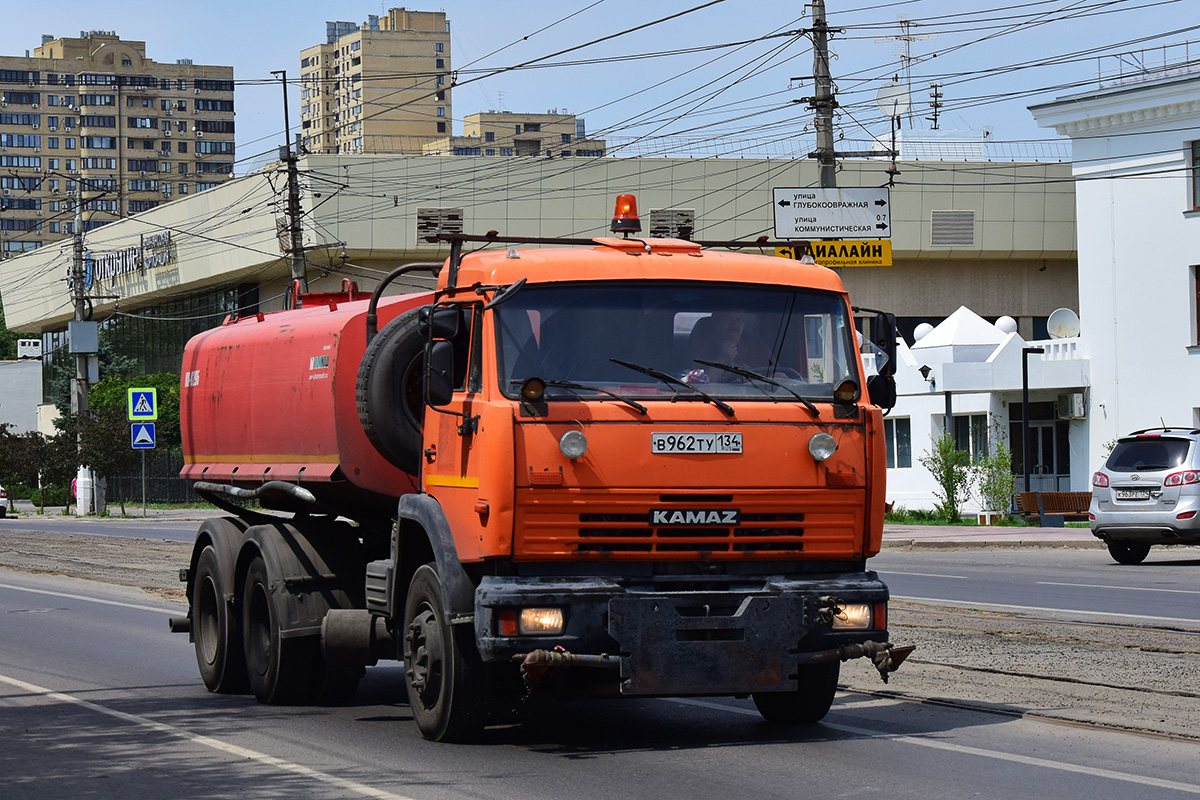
[{"x1": 1107, "y1": 541, "x2": 1150, "y2": 565}]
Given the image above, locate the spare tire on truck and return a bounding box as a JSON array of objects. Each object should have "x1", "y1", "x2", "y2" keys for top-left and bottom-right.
[{"x1": 356, "y1": 308, "x2": 426, "y2": 474}]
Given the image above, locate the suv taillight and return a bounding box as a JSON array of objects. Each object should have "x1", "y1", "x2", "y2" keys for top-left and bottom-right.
[
  {"x1": 1092, "y1": 472, "x2": 1110, "y2": 488},
  {"x1": 1165, "y1": 470, "x2": 1200, "y2": 486}
]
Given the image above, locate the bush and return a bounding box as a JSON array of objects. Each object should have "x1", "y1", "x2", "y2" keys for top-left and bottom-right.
[
  {"x1": 919, "y1": 432, "x2": 974, "y2": 523},
  {"x1": 975, "y1": 439, "x2": 1016, "y2": 515},
  {"x1": 31, "y1": 485, "x2": 69, "y2": 507}
]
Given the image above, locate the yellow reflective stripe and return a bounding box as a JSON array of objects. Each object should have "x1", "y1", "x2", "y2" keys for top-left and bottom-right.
[{"x1": 424, "y1": 474, "x2": 480, "y2": 489}]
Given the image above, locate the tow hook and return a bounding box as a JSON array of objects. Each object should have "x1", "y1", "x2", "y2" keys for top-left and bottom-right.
[
  {"x1": 796, "y1": 640, "x2": 916, "y2": 683},
  {"x1": 513, "y1": 646, "x2": 621, "y2": 694}
]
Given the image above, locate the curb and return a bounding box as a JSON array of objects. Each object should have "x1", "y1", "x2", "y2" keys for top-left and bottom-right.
[{"x1": 883, "y1": 538, "x2": 1105, "y2": 550}]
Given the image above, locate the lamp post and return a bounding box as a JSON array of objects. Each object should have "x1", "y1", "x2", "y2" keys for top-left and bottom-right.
[{"x1": 1022, "y1": 346, "x2": 1045, "y2": 493}]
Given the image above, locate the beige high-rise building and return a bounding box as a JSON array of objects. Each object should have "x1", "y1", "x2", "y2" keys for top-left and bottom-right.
[
  {"x1": 0, "y1": 31, "x2": 235, "y2": 256},
  {"x1": 300, "y1": 9, "x2": 451, "y2": 156},
  {"x1": 422, "y1": 111, "x2": 606, "y2": 158}
]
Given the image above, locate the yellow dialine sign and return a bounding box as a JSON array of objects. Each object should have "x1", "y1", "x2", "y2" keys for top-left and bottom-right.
[{"x1": 776, "y1": 240, "x2": 892, "y2": 268}]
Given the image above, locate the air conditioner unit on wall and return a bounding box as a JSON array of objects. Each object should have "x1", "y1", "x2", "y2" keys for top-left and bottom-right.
[{"x1": 1057, "y1": 392, "x2": 1086, "y2": 420}]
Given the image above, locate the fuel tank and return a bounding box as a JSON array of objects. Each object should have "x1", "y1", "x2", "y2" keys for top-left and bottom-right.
[{"x1": 180, "y1": 292, "x2": 432, "y2": 513}]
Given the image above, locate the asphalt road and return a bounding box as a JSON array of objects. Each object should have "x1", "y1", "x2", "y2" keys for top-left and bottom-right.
[
  {"x1": 872, "y1": 549, "x2": 1200, "y2": 626},
  {"x1": 0, "y1": 513, "x2": 201, "y2": 542},
  {"x1": 3, "y1": 568, "x2": 1200, "y2": 799}
]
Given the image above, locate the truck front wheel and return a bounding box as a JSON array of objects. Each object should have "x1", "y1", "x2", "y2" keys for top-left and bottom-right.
[
  {"x1": 403, "y1": 564, "x2": 486, "y2": 741},
  {"x1": 752, "y1": 660, "x2": 840, "y2": 724},
  {"x1": 193, "y1": 545, "x2": 248, "y2": 693}
]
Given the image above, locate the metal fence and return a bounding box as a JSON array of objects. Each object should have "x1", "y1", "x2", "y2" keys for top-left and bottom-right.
[{"x1": 108, "y1": 448, "x2": 195, "y2": 504}]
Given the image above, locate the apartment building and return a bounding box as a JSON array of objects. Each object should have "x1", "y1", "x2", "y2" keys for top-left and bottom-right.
[
  {"x1": 0, "y1": 31, "x2": 235, "y2": 256},
  {"x1": 421, "y1": 111, "x2": 607, "y2": 157},
  {"x1": 300, "y1": 9, "x2": 451, "y2": 155}
]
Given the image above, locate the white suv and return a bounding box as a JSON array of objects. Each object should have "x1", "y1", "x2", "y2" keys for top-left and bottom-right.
[
  {"x1": 0, "y1": 483, "x2": 10, "y2": 518},
  {"x1": 1091, "y1": 427, "x2": 1200, "y2": 564}
]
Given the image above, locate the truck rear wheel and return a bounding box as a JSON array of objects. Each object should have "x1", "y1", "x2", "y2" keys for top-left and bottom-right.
[
  {"x1": 752, "y1": 660, "x2": 840, "y2": 723},
  {"x1": 403, "y1": 564, "x2": 486, "y2": 741},
  {"x1": 192, "y1": 545, "x2": 248, "y2": 693},
  {"x1": 242, "y1": 555, "x2": 311, "y2": 704}
]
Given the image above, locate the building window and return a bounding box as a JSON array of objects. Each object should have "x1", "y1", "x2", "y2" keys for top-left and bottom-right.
[
  {"x1": 1192, "y1": 141, "x2": 1200, "y2": 210},
  {"x1": 483, "y1": 131, "x2": 494, "y2": 143},
  {"x1": 485, "y1": 149, "x2": 495, "y2": 156},
  {"x1": 436, "y1": 42, "x2": 444, "y2": 52},
  {"x1": 525, "y1": 123, "x2": 541, "y2": 132},
  {"x1": 1193, "y1": 265, "x2": 1200, "y2": 345},
  {"x1": 884, "y1": 418, "x2": 912, "y2": 468},
  {"x1": 436, "y1": 122, "x2": 446, "y2": 133},
  {"x1": 561, "y1": 133, "x2": 571, "y2": 143},
  {"x1": 952, "y1": 413, "x2": 990, "y2": 460},
  {"x1": 499, "y1": 147, "x2": 513, "y2": 156},
  {"x1": 436, "y1": 107, "x2": 445, "y2": 117}
]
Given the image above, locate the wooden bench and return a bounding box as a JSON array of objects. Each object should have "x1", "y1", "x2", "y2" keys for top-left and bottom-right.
[{"x1": 1016, "y1": 491, "x2": 1092, "y2": 525}]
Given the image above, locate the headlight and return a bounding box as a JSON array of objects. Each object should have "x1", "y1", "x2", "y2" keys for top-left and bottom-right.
[
  {"x1": 559, "y1": 430, "x2": 588, "y2": 459},
  {"x1": 519, "y1": 608, "x2": 565, "y2": 635},
  {"x1": 809, "y1": 432, "x2": 837, "y2": 461},
  {"x1": 831, "y1": 603, "x2": 871, "y2": 629}
]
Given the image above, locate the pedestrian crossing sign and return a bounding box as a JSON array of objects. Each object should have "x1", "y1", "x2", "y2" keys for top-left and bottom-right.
[{"x1": 128, "y1": 387, "x2": 158, "y2": 421}]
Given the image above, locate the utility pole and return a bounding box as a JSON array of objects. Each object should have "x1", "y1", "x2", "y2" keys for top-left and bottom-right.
[
  {"x1": 810, "y1": 0, "x2": 837, "y2": 189},
  {"x1": 271, "y1": 69, "x2": 307, "y2": 296},
  {"x1": 70, "y1": 180, "x2": 95, "y2": 514},
  {"x1": 927, "y1": 82, "x2": 944, "y2": 130}
]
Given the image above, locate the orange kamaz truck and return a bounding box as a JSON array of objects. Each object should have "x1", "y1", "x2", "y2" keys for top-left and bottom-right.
[{"x1": 171, "y1": 196, "x2": 908, "y2": 741}]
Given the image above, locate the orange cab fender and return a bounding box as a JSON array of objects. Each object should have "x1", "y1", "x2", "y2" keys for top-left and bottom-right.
[{"x1": 396, "y1": 493, "x2": 475, "y2": 620}]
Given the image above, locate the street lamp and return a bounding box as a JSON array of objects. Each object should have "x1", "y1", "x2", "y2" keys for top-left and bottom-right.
[{"x1": 1022, "y1": 346, "x2": 1045, "y2": 494}]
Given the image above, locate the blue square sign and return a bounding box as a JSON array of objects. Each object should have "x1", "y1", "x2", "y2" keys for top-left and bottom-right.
[{"x1": 132, "y1": 422, "x2": 156, "y2": 449}]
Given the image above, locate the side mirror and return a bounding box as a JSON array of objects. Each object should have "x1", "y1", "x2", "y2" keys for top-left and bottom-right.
[
  {"x1": 867, "y1": 374, "x2": 897, "y2": 411},
  {"x1": 872, "y1": 312, "x2": 898, "y2": 377},
  {"x1": 426, "y1": 340, "x2": 455, "y2": 407},
  {"x1": 418, "y1": 306, "x2": 462, "y2": 339}
]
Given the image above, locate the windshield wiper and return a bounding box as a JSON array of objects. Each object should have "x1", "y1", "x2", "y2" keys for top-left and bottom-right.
[
  {"x1": 693, "y1": 360, "x2": 820, "y2": 418},
  {"x1": 543, "y1": 379, "x2": 647, "y2": 415},
  {"x1": 610, "y1": 358, "x2": 735, "y2": 417}
]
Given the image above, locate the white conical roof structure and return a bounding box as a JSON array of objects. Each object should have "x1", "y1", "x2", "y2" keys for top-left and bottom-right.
[{"x1": 912, "y1": 306, "x2": 1007, "y2": 349}]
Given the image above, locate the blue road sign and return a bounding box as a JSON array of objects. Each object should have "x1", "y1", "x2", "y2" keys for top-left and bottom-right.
[
  {"x1": 128, "y1": 388, "x2": 158, "y2": 421},
  {"x1": 132, "y1": 422, "x2": 156, "y2": 449}
]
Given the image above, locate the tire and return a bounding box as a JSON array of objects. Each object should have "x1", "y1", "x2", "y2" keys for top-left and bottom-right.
[
  {"x1": 242, "y1": 555, "x2": 312, "y2": 704},
  {"x1": 192, "y1": 545, "x2": 248, "y2": 693},
  {"x1": 1107, "y1": 541, "x2": 1151, "y2": 565},
  {"x1": 402, "y1": 564, "x2": 486, "y2": 741},
  {"x1": 752, "y1": 660, "x2": 840, "y2": 724},
  {"x1": 356, "y1": 308, "x2": 426, "y2": 473}
]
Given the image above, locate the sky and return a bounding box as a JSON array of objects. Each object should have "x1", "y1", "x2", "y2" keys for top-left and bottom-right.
[{"x1": 3, "y1": 0, "x2": 1197, "y2": 171}]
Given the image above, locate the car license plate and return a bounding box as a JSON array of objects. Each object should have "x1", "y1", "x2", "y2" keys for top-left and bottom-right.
[
  {"x1": 1115, "y1": 488, "x2": 1151, "y2": 500},
  {"x1": 651, "y1": 432, "x2": 742, "y2": 454}
]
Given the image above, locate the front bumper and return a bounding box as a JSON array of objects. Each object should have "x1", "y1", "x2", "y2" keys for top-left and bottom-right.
[{"x1": 475, "y1": 572, "x2": 889, "y2": 696}]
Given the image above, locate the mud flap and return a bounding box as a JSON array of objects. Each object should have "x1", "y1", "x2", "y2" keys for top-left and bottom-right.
[{"x1": 608, "y1": 594, "x2": 807, "y2": 695}]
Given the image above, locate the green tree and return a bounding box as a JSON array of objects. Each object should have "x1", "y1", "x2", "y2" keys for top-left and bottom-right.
[
  {"x1": 77, "y1": 404, "x2": 144, "y2": 514},
  {"x1": 89, "y1": 371, "x2": 181, "y2": 449},
  {"x1": 975, "y1": 439, "x2": 1016, "y2": 516},
  {"x1": 919, "y1": 431, "x2": 974, "y2": 523}
]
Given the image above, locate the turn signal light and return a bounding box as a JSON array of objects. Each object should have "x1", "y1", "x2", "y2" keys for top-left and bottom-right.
[
  {"x1": 833, "y1": 379, "x2": 859, "y2": 403},
  {"x1": 611, "y1": 193, "x2": 641, "y2": 234}
]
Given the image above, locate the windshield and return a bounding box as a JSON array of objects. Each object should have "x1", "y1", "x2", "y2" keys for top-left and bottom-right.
[{"x1": 494, "y1": 281, "x2": 858, "y2": 401}]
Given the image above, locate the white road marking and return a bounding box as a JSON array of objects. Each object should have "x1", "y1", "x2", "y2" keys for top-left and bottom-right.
[
  {"x1": 892, "y1": 595, "x2": 1200, "y2": 627},
  {"x1": 0, "y1": 581, "x2": 180, "y2": 615},
  {"x1": 667, "y1": 698, "x2": 1200, "y2": 794},
  {"x1": 1039, "y1": 580, "x2": 1200, "y2": 596},
  {"x1": 0, "y1": 672, "x2": 416, "y2": 800},
  {"x1": 880, "y1": 570, "x2": 969, "y2": 580}
]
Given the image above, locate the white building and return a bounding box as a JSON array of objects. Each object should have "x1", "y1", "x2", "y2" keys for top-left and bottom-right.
[
  {"x1": 883, "y1": 307, "x2": 1090, "y2": 514},
  {"x1": 1030, "y1": 61, "x2": 1200, "y2": 467}
]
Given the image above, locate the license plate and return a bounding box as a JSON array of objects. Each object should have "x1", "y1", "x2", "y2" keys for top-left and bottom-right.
[
  {"x1": 651, "y1": 432, "x2": 742, "y2": 454},
  {"x1": 1115, "y1": 488, "x2": 1151, "y2": 500}
]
